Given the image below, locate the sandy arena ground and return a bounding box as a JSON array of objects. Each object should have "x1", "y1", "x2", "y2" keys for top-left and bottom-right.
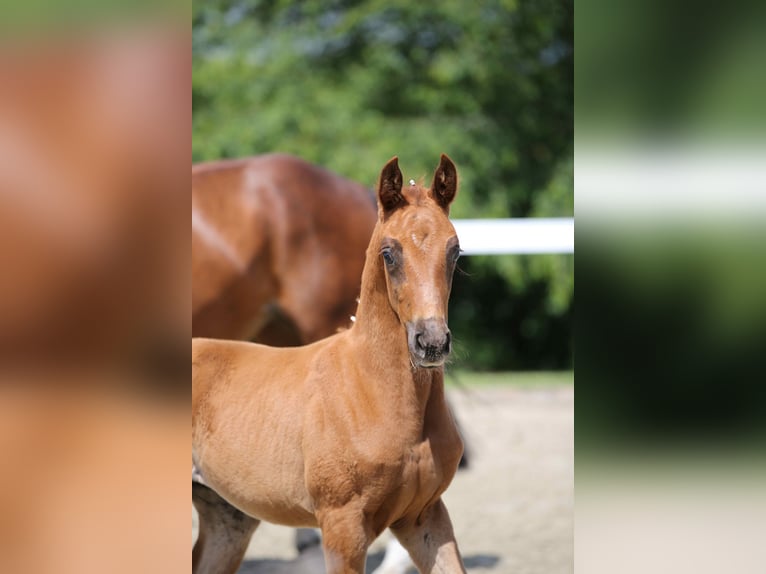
[{"x1": 193, "y1": 383, "x2": 573, "y2": 574}]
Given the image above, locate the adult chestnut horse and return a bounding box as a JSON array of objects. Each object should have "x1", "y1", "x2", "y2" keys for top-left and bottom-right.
[
  {"x1": 192, "y1": 154, "x2": 377, "y2": 346},
  {"x1": 192, "y1": 155, "x2": 467, "y2": 574}
]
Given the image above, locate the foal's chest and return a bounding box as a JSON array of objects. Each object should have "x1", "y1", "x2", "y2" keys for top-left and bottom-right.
[
  {"x1": 402, "y1": 436, "x2": 453, "y2": 496},
  {"x1": 305, "y1": 376, "x2": 462, "y2": 529},
  {"x1": 368, "y1": 436, "x2": 457, "y2": 532}
]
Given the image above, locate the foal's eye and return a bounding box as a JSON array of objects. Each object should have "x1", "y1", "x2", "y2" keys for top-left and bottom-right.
[{"x1": 382, "y1": 250, "x2": 396, "y2": 266}]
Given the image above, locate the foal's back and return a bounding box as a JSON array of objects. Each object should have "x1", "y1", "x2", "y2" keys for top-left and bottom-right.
[
  {"x1": 191, "y1": 334, "x2": 347, "y2": 448},
  {"x1": 192, "y1": 336, "x2": 328, "y2": 407}
]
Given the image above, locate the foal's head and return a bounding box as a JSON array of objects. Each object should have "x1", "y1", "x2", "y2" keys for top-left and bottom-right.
[{"x1": 373, "y1": 155, "x2": 460, "y2": 369}]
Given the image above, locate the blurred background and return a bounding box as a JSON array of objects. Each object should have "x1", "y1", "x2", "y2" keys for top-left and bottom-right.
[
  {"x1": 192, "y1": 0, "x2": 574, "y2": 373},
  {"x1": 576, "y1": 0, "x2": 766, "y2": 572}
]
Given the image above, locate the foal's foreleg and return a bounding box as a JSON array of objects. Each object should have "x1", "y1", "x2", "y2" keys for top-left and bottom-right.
[
  {"x1": 192, "y1": 482, "x2": 260, "y2": 574},
  {"x1": 390, "y1": 499, "x2": 466, "y2": 574},
  {"x1": 318, "y1": 506, "x2": 372, "y2": 574}
]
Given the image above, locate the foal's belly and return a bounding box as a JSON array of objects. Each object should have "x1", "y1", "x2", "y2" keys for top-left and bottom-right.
[
  {"x1": 193, "y1": 420, "x2": 317, "y2": 527},
  {"x1": 235, "y1": 496, "x2": 317, "y2": 528},
  {"x1": 195, "y1": 457, "x2": 318, "y2": 527}
]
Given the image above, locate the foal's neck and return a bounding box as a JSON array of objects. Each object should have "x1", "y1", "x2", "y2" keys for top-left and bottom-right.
[{"x1": 352, "y1": 242, "x2": 407, "y2": 358}]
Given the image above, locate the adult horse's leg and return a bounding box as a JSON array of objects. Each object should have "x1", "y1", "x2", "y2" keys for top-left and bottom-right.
[
  {"x1": 390, "y1": 499, "x2": 466, "y2": 574},
  {"x1": 192, "y1": 482, "x2": 260, "y2": 574},
  {"x1": 252, "y1": 304, "x2": 304, "y2": 347}
]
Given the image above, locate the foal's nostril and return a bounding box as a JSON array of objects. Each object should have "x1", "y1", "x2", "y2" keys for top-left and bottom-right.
[
  {"x1": 416, "y1": 333, "x2": 426, "y2": 351},
  {"x1": 443, "y1": 331, "x2": 452, "y2": 354},
  {"x1": 408, "y1": 320, "x2": 450, "y2": 364}
]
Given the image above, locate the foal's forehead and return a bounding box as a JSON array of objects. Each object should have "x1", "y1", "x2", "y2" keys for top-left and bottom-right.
[{"x1": 384, "y1": 200, "x2": 456, "y2": 247}]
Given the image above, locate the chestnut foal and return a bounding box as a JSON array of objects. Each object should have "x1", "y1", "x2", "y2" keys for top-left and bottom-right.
[{"x1": 192, "y1": 155, "x2": 466, "y2": 574}]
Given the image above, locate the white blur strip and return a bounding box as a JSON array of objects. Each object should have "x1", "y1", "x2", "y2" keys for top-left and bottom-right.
[
  {"x1": 576, "y1": 144, "x2": 766, "y2": 216},
  {"x1": 452, "y1": 219, "x2": 574, "y2": 255}
]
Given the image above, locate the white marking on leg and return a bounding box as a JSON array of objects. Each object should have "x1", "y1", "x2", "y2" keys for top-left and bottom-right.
[
  {"x1": 324, "y1": 547, "x2": 345, "y2": 573},
  {"x1": 372, "y1": 537, "x2": 414, "y2": 574}
]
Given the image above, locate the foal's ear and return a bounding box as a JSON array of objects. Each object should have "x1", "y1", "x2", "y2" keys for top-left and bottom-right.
[
  {"x1": 430, "y1": 154, "x2": 458, "y2": 212},
  {"x1": 378, "y1": 156, "x2": 406, "y2": 217}
]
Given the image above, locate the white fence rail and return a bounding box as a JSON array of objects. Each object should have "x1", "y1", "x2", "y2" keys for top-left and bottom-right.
[{"x1": 453, "y1": 218, "x2": 574, "y2": 255}]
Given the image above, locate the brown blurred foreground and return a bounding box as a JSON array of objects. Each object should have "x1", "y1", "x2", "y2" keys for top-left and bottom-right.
[
  {"x1": 0, "y1": 383, "x2": 188, "y2": 574},
  {"x1": 0, "y1": 25, "x2": 189, "y2": 371},
  {"x1": 0, "y1": 23, "x2": 189, "y2": 574}
]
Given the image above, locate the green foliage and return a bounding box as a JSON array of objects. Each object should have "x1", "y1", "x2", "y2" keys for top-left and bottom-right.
[
  {"x1": 193, "y1": 0, "x2": 573, "y2": 370},
  {"x1": 575, "y1": 0, "x2": 766, "y2": 137}
]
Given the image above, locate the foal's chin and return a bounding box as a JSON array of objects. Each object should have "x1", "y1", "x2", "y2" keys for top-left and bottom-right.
[{"x1": 411, "y1": 355, "x2": 447, "y2": 369}]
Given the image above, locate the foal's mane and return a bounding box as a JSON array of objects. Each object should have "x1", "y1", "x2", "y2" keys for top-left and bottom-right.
[{"x1": 399, "y1": 179, "x2": 429, "y2": 206}]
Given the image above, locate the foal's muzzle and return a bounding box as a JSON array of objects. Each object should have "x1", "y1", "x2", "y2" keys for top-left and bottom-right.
[{"x1": 406, "y1": 318, "x2": 451, "y2": 368}]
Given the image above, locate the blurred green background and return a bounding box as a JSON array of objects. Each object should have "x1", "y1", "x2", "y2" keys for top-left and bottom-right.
[
  {"x1": 575, "y1": 5, "x2": 766, "y2": 570},
  {"x1": 576, "y1": 0, "x2": 766, "y2": 447},
  {"x1": 192, "y1": 0, "x2": 574, "y2": 371},
  {"x1": 576, "y1": 0, "x2": 766, "y2": 140}
]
